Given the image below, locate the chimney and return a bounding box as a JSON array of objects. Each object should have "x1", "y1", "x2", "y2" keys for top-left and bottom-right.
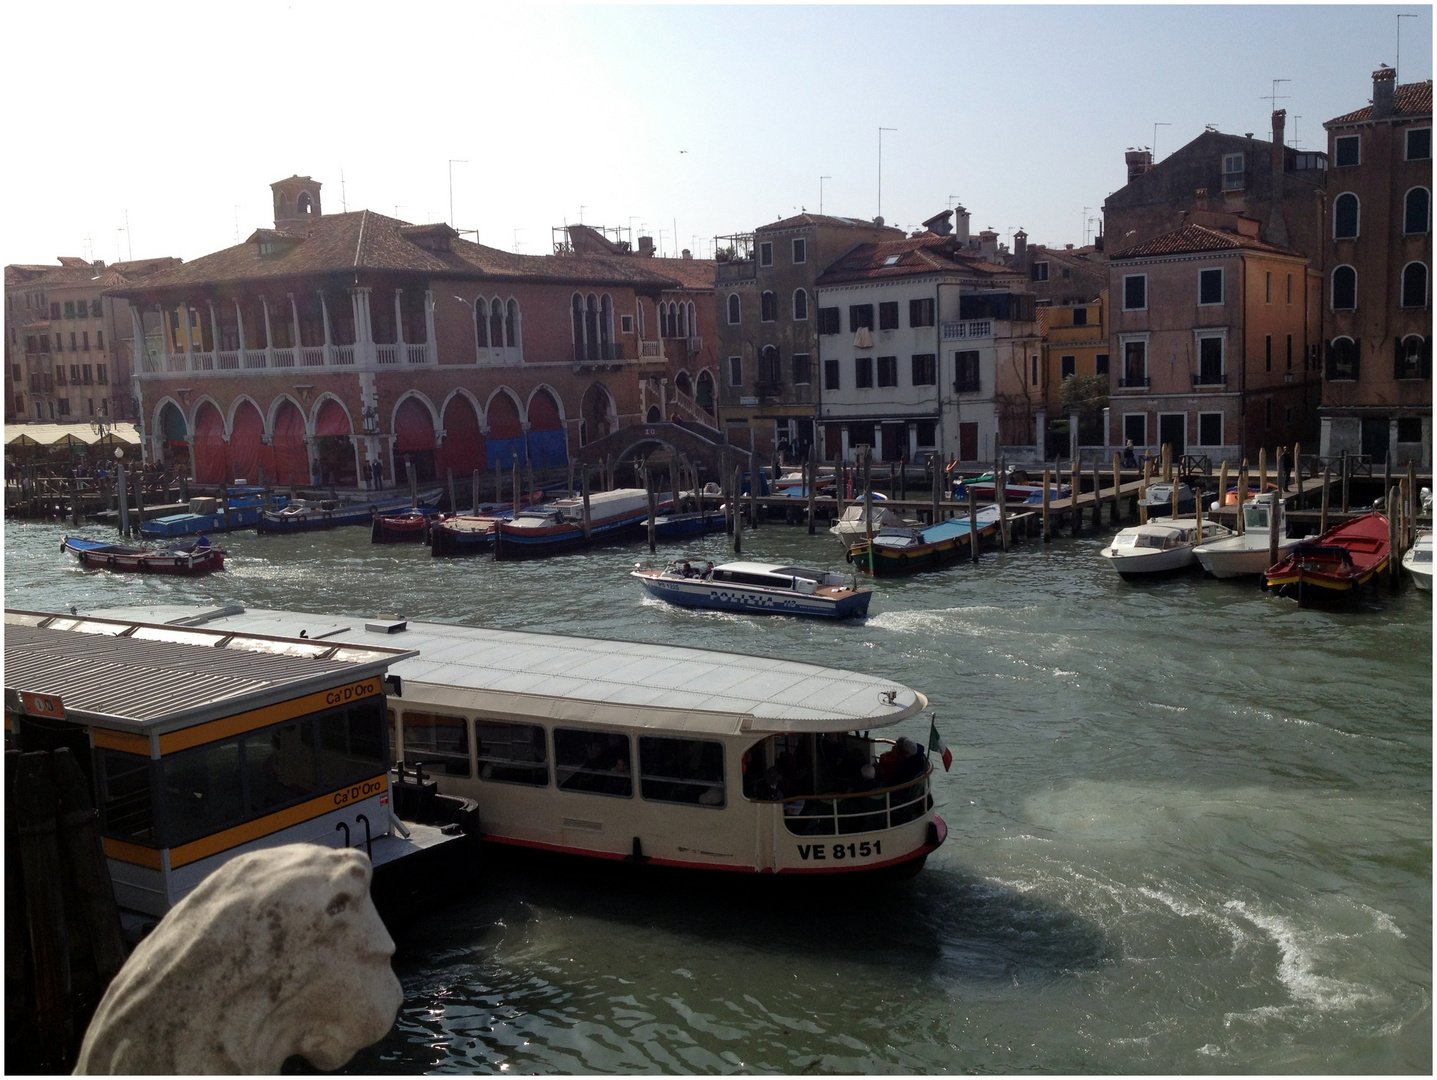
[
  {"x1": 952, "y1": 205, "x2": 971, "y2": 246},
  {"x1": 638, "y1": 235, "x2": 655, "y2": 257},
  {"x1": 1125, "y1": 149, "x2": 1153, "y2": 183},
  {"x1": 1196, "y1": 188, "x2": 1209, "y2": 211},
  {"x1": 1372, "y1": 65, "x2": 1395, "y2": 118},
  {"x1": 1271, "y1": 109, "x2": 1287, "y2": 172},
  {"x1": 923, "y1": 209, "x2": 954, "y2": 236},
  {"x1": 681, "y1": 248, "x2": 692, "y2": 259},
  {"x1": 1013, "y1": 229, "x2": 1028, "y2": 270}
]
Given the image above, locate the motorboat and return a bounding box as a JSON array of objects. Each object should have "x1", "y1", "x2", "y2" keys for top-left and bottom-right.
[
  {"x1": 1193, "y1": 494, "x2": 1309, "y2": 578},
  {"x1": 257, "y1": 489, "x2": 442, "y2": 533},
  {"x1": 77, "y1": 601, "x2": 948, "y2": 880},
  {"x1": 847, "y1": 507, "x2": 1003, "y2": 575},
  {"x1": 1265, "y1": 512, "x2": 1391, "y2": 604},
  {"x1": 62, "y1": 535, "x2": 225, "y2": 575},
  {"x1": 370, "y1": 505, "x2": 443, "y2": 543},
  {"x1": 632, "y1": 559, "x2": 872, "y2": 618},
  {"x1": 1100, "y1": 517, "x2": 1231, "y2": 578},
  {"x1": 954, "y1": 467, "x2": 1054, "y2": 503},
  {"x1": 829, "y1": 496, "x2": 914, "y2": 546},
  {"x1": 1403, "y1": 531, "x2": 1432, "y2": 592},
  {"x1": 1137, "y1": 480, "x2": 1196, "y2": 517},
  {"x1": 428, "y1": 513, "x2": 509, "y2": 556}
]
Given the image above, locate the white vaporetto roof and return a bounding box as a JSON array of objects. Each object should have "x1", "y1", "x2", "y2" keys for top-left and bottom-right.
[{"x1": 83, "y1": 604, "x2": 925, "y2": 734}]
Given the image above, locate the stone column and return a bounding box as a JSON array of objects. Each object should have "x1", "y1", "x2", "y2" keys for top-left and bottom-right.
[
  {"x1": 207, "y1": 300, "x2": 220, "y2": 359},
  {"x1": 130, "y1": 307, "x2": 147, "y2": 372},
  {"x1": 157, "y1": 306, "x2": 170, "y2": 366},
  {"x1": 289, "y1": 294, "x2": 302, "y2": 356},
  {"x1": 424, "y1": 290, "x2": 437, "y2": 364},
  {"x1": 351, "y1": 287, "x2": 374, "y2": 366},
  {"x1": 319, "y1": 291, "x2": 333, "y2": 365},
  {"x1": 393, "y1": 288, "x2": 405, "y2": 350},
  {"x1": 182, "y1": 302, "x2": 193, "y2": 367},
  {"x1": 235, "y1": 300, "x2": 247, "y2": 353},
  {"x1": 261, "y1": 297, "x2": 274, "y2": 365}
]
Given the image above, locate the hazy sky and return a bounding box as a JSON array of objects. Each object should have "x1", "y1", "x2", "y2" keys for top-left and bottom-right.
[{"x1": 3, "y1": 3, "x2": 1431, "y2": 267}]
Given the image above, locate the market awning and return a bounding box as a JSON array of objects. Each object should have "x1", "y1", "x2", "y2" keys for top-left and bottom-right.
[{"x1": 4, "y1": 423, "x2": 142, "y2": 448}]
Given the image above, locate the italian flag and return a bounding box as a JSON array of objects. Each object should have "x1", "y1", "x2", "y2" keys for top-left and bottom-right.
[{"x1": 928, "y1": 715, "x2": 952, "y2": 771}]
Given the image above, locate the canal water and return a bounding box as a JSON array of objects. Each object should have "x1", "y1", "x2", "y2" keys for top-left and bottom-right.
[{"x1": 4, "y1": 514, "x2": 1431, "y2": 1073}]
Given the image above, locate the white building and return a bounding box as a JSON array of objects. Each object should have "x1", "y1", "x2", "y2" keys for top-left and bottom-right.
[{"x1": 814, "y1": 220, "x2": 1038, "y2": 464}]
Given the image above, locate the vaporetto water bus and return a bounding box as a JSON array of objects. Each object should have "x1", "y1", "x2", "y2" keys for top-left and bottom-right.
[{"x1": 82, "y1": 603, "x2": 948, "y2": 878}]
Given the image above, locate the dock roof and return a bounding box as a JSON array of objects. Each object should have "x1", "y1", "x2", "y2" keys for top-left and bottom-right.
[
  {"x1": 4, "y1": 610, "x2": 414, "y2": 733},
  {"x1": 79, "y1": 604, "x2": 927, "y2": 734}
]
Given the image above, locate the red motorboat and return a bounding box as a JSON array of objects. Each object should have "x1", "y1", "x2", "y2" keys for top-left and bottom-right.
[
  {"x1": 1263, "y1": 511, "x2": 1390, "y2": 604},
  {"x1": 62, "y1": 535, "x2": 226, "y2": 575}
]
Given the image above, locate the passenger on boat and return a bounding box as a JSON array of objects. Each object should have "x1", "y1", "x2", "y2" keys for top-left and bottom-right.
[
  {"x1": 818, "y1": 731, "x2": 867, "y2": 792},
  {"x1": 878, "y1": 737, "x2": 925, "y2": 785},
  {"x1": 195, "y1": 533, "x2": 211, "y2": 550}
]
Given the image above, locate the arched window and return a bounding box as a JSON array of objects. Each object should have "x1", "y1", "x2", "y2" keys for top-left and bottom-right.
[
  {"x1": 727, "y1": 294, "x2": 740, "y2": 325},
  {"x1": 1326, "y1": 336, "x2": 1359, "y2": 381},
  {"x1": 759, "y1": 345, "x2": 781, "y2": 386},
  {"x1": 1401, "y1": 262, "x2": 1428, "y2": 308},
  {"x1": 793, "y1": 288, "x2": 808, "y2": 321},
  {"x1": 677, "y1": 301, "x2": 688, "y2": 338},
  {"x1": 506, "y1": 299, "x2": 520, "y2": 350},
  {"x1": 761, "y1": 291, "x2": 776, "y2": 322},
  {"x1": 474, "y1": 297, "x2": 489, "y2": 349},
  {"x1": 686, "y1": 302, "x2": 696, "y2": 338},
  {"x1": 571, "y1": 294, "x2": 585, "y2": 358},
  {"x1": 489, "y1": 299, "x2": 505, "y2": 348},
  {"x1": 1331, "y1": 265, "x2": 1357, "y2": 310},
  {"x1": 1395, "y1": 335, "x2": 1430, "y2": 380},
  {"x1": 600, "y1": 294, "x2": 614, "y2": 350},
  {"x1": 1405, "y1": 187, "x2": 1431, "y2": 235},
  {"x1": 1333, "y1": 192, "x2": 1359, "y2": 239},
  {"x1": 297, "y1": 192, "x2": 313, "y2": 216}
]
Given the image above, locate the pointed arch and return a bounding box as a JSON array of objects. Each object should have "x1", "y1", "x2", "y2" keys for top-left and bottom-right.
[
  {"x1": 525, "y1": 385, "x2": 567, "y2": 468},
  {"x1": 579, "y1": 382, "x2": 616, "y2": 446},
  {"x1": 229, "y1": 399, "x2": 265, "y2": 484},
  {"x1": 485, "y1": 387, "x2": 524, "y2": 468},
  {"x1": 438, "y1": 390, "x2": 485, "y2": 476},
  {"x1": 674, "y1": 369, "x2": 693, "y2": 397},
  {"x1": 393, "y1": 393, "x2": 439, "y2": 482},
  {"x1": 192, "y1": 399, "x2": 228, "y2": 483},
  {"x1": 270, "y1": 397, "x2": 311, "y2": 486},
  {"x1": 695, "y1": 368, "x2": 716, "y2": 413}
]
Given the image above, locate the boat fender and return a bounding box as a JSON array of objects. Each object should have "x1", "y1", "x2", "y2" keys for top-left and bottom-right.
[
  {"x1": 925, "y1": 821, "x2": 941, "y2": 849},
  {"x1": 845, "y1": 549, "x2": 853, "y2": 563},
  {"x1": 59, "y1": 539, "x2": 65, "y2": 551},
  {"x1": 625, "y1": 836, "x2": 650, "y2": 864}
]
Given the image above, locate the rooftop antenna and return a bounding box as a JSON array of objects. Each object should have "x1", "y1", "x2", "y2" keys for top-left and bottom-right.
[
  {"x1": 513, "y1": 228, "x2": 525, "y2": 253},
  {"x1": 125, "y1": 209, "x2": 132, "y2": 260},
  {"x1": 877, "y1": 127, "x2": 897, "y2": 219},
  {"x1": 819, "y1": 175, "x2": 831, "y2": 215},
  {"x1": 1152, "y1": 121, "x2": 1171, "y2": 161},
  {"x1": 341, "y1": 170, "x2": 347, "y2": 212},
  {"x1": 628, "y1": 216, "x2": 638, "y2": 248},
  {"x1": 1082, "y1": 206, "x2": 1092, "y2": 245},
  {"x1": 1292, "y1": 115, "x2": 1302, "y2": 149},
  {"x1": 83, "y1": 233, "x2": 94, "y2": 262},
  {"x1": 234, "y1": 205, "x2": 241, "y2": 243},
  {"x1": 448, "y1": 160, "x2": 468, "y2": 226},
  {"x1": 115, "y1": 228, "x2": 124, "y2": 264},
  {"x1": 1262, "y1": 79, "x2": 1291, "y2": 123},
  {"x1": 579, "y1": 205, "x2": 586, "y2": 224},
  {"x1": 948, "y1": 194, "x2": 961, "y2": 211},
  {"x1": 1397, "y1": 13, "x2": 1416, "y2": 81}
]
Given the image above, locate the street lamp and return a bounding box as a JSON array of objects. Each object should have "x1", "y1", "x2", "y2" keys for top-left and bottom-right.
[{"x1": 362, "y1": 405, "x2": 379, "y2": 435}]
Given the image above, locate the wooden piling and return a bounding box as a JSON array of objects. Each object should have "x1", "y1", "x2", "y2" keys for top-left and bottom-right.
[
  {"x1": 1111, "y1": 454, "x2": 1122, "y2": 524},
  {"x1": 968, "y1": 483, "x2": 980, "y2": 563},
  {"x1": 1341, "y1": 450, "x2": 1350, "y2": 512},
  {"x1": 1091, "y1": 464, "x2": 1101, "y2": 529},
  {"x1": 605, "y1": 453, "x2": 614, "y2": 491},
  {"x1": 646, "y1": 469, "x2": 657, "y2": 554},
  {"x1": 1235, "y1": 467, "x2": 1247, "y2": 535},
  {"x1": 1321, "y1": 467, "x2": 1331, "y2": 535},
  {"x1": 899, "y1": 458, "x2": 906, "y2": 502},
  {"x1": 219, "y1": 483, "x2": 231, "y2": 532},
  {"x1": 1258, "y1": 447, "x2": 1268, "y2": 495},
  {"x1": 1041, "y1": 469, "x2": 1052, "y2": 541},
  {"x1": 807, "y1": 447, "x2": 818, "y2": 535},
  {"x1": 1162, "y1": 442, "x2": 1172, "y2": 482},
  {"x1": 407, "y1": 459, "x2": 418, "y2": 507},
  {"x1": 1217, "y1": 460, "x2": 1229, "y2": 515},
  {"x1": 749, "y1": 455, "x2": 759, "y2": 530},
  {"x1": 567, "y1": 458, "x2": 574, "y2": 498},
  {"x1": 1139, "y1": 457, "x2": 1151, "y2": 524},
  {"x1": 1170, "y1": 477, "x2": 1179, "y2": 521},
  {"x1": 472, "y1": 469, "x2": 481, "y2": 513},
  {"x1": 581, "y1": 467, "x2": 592, "y2": 541},
  {"x1": 1268, "y1": 484, "x2": 1281, "y2": 570},
  {"x1": 1388, "y1": 486, "x2": 1400, "y2": 587},
  {"x1": 931, "y1": 453, "x2": 942, "y2": 526},
  {"x1": 733, "y1": 466, "x2": 743, "y2": 553},
  {"x1": 1407, "y1": 460, "x2": 1418, "y2": 546},
  {"x1": 133, "y1": 468, "x2": 145, "y2": 534},
  {"x1": 1293, "y1": 441, "x2": 1303, "y2": 504},
  {"x1": 997, "y1": 469, "x2": 1009, "y2": 551},
  {"x1": 511, "y1": 459, "x2": 520, "y2": 520},
  {"x1": 446, "y1": 468, "x2": 456, "y2": 516},
  {"x1": 1070, "y1": 458, "x2": 1080, "y2": 537},
  {"x1": 117, "y1": 464, "x2": 129, "y2": 535}
]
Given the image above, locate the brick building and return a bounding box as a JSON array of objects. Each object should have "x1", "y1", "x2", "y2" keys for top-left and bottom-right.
[
  {"x1": 107, "y1": 175, "x2": 695, "y2": 487},
  {"x1": 1320, "y1": 66, "x2": 1433, "y2": 466},
  {"x1": 1106, "y1": 216, "x2": 1317, "y2": 461},
  {"x1": 5, "y1": 256, "x2": 181, "y2": 424}
]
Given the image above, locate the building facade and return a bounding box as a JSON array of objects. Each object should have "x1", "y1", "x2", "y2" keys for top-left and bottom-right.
[
  {"x1": 815, "y1": 229, "x2": 1037, "y2": 465},
  {"x1": 107, "y1": 175, "x2": 692, "y2": 487},
  {"x1": 5, "y1": 256, "x2": 180, "y2": 424},
  {"x1": 714, "y1": 213, "x2": 903, "y2": 458},
  {"x1": 1106, "y1": 218, "x2": 1317, "y2": 461},
  {"x1": 1320, "y1": 66, "x2": 1433, "y2": 466}
]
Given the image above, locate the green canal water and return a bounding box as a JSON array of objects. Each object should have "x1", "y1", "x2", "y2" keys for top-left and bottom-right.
[{"x1": 4, "y1": 514, "x2": 1431, "y2": 1073}]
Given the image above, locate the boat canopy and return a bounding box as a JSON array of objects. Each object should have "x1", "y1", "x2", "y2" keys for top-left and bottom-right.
[{"x1": 80, "y1": 604, "x2": 925, "y2": 735}]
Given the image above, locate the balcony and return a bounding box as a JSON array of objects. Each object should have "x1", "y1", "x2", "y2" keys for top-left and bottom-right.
[
  {"x1": 1117, "y1": 375, "x2": 1150, "y2": 389},
  {"x1": 940, "y1": 320, "x2": 993, "y2": 340},
  {"x1": 570, "y1": 342, "x2": 627, "y2": 364},
  {"x1": 1191, "y1": 372, "x2": 1227, "y2": 388},
  {"x1": 640, "y1": 340, "x2": 663, "y2": 358}
]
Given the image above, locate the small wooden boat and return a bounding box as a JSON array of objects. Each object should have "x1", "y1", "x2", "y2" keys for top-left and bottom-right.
[
  {"x1": 829, "y1": 496, "x2": 915, "y2": 546},
  {"x1": 1100, "y1": 517, "x2": 1231, "y2": 578},
  {"x1": 1193, "y1": 494, "x2": 1309, "y2": 578},
  {"x1": 1403, "y1": 531, "x2": 1432, "y2": 592},
  {"x1": 62, "y1": 535, "x2": 226, "y2": 575},
  {"x1": 633, "y1": 559, "x2": 872, "y2": 618},
  {"x1": 846, "y1": 507, "x2": 1003, "y2": 576},
  {"x1": 1264, "y1": 512, "x2": 1391, "y2": 603},
  {"x1": 370, "y1": 506, "x2": 442, "y2": 544}
]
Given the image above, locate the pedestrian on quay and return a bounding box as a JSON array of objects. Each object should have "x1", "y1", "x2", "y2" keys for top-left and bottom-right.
[{"x1": 1278, "y1": 445, "x2": 1293, "y2": 492}]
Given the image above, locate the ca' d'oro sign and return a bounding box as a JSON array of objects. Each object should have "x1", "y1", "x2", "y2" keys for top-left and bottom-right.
[
  {"x1": 325, "y1": 679, "x2": 381, "y2": 707},
  {"x1": 333, "y1": 775, "x2": 388, "y2": 807}
]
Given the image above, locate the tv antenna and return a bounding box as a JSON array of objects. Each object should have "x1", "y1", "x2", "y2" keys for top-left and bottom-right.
[
  {"x1": 1152, "y1": 122, "x2": 1171, "y2": 161},
  {"x1": 1262, "y1": 79, "x2": 1291, "y2": 117},
  {"x1": 819, "y1": 175, "x2": 831, "y2": 215}
]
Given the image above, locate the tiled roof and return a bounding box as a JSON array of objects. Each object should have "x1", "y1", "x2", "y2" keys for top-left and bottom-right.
[
  {"x1": 6, "y1": 257, "x2": 182, "y2": 291},
  {"x1": 1107, "y1": 224, "x2": 1304, "y2": 260},
  {"x1": 650, "y1": 256, "x2": 716, "y2": 291},
  {"x1": 1326, "y1": 80, "x2": 1432, "y2": 126},
  {"x1": 758, "y1": 213, "x2": 905, "y2": 236},
  {"x1": 104, "y1": 209, "x2": 690, "y2": 297},
  {"x1": 816, "y1": 235, "x2": 1021, "y2": 285}
]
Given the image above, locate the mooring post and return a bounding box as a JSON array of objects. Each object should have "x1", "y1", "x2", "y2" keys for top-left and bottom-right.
[
  {"x1": 1111, "y1": 453, "x2": 1122, "y2": 524},
  {"x1": 472, "y1": 469, "x2": 481, "y2": 514},
  {"x1": 968, "y1": 481, "x2": 980, "y2": 563},
  {"x1": 1041, "y1": 469, "x2": 1051, "y2": 542},
  {"x1": 1236, "y1": 467, "x2": 1247, "y2": 535},
  {"x1": 581, "y1": 466, "x2": 592, "y2": 541},
  {"x1": 133, "y1": 467, "x2": 145, "y2": 534},
  {"x1": 997, "y1": 469, "x2": 1009, "y2": 551},
  {"x1": 1321, "y1": 466, "x2": 1331, "y2": 535},
  {"x1": 1341, "y1": 450, "x2": 1350, "y2": 512},
  {"x1": 1070, "y1": 457, "x2": 1080, "y2": 537},
  {"x1": 446, "y1": 467, "x2": 456, "y2": 517},
  {"x1": 1217, "y1": 460, "x2": 1229, "y2": 522},
  {"x1": 219, "y1": 483, "x2": 230, "y2": 533},
  {"x1": 1268, "y1": 485, "x2": 1281, "y2": 571},
  {"x1": 646, "y1": 469, "x2": 656, "y2": 554},
  {"x1": 807, "y1": 446, "x2": 818, "y2": 535},
  {"x1": 733, "y1": 465, "x2": 743, "y2": 553},
  {"x1": 1091, "y1": 464, "x2": 1101, "y2": 530},
  {"x1": 1258, "y1": 447, "x2": 1268, "y2": 496},
  {"x1": 1294, "y1": 441, "x2": 1303, "y2": 505},
  {"x1": 117, "y1": 464, "x2": 129, "y2": 535},
  {"x1": 511, "y1": 459, "x2": 519, "y2": 520}
]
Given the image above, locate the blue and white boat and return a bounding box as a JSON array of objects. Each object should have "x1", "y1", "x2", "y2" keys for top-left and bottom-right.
[
  {"x1": 140, "y1": 486, "x2": 288, "y2": 538},
  {"x1": 495, "y1": 488, "x2": 668, "y2": 559},
  {"x1": 653, "y1": 509, "x2": 726, "y2": 540},
  {"x1": 633, "y1": 559, "x2": 872, "y2": 618},
  {"x1": 257, "y1": 490, "x2": 441, "y2": 534}
]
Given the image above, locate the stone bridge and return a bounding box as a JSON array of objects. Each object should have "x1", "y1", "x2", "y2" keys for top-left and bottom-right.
[{"x1": 574, "y1": 422, "x2": 751, "y2": 481}]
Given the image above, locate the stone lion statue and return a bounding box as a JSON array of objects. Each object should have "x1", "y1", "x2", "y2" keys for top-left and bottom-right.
[{"x1": 74, "y1": 844, "x2": 403, "y2": 1074}]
